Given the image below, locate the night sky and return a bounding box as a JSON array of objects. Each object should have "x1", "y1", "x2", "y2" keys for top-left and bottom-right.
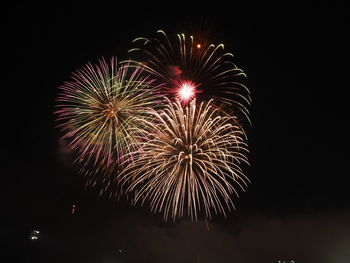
[{"x1": 5, "y1": 4, "x2": 349, "y2": 263}]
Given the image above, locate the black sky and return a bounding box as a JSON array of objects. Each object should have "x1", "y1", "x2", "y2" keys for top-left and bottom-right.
[{"x1": 4, "y1": 3, "x2": 349, "y2": 263}]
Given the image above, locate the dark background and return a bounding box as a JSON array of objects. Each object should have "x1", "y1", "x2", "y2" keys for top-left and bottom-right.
[{"x1": 4, "y1": 3, "x2": 349, "y2": 263}]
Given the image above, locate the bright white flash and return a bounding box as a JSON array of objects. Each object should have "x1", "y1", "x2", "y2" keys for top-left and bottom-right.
[{"x1": 178, "y1": 82, "x2": 195, "y2": 101}]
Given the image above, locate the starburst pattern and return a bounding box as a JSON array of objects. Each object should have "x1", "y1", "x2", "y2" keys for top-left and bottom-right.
[
  {"x1": 128, "y1": 30, "x2": 251, "y2": 126},
  {"x1": 121, "y1": 98, "x2": 249, "y2": 221},
  {"x1": 55, "y1": 57, "x2": 160, "y2": 191}
]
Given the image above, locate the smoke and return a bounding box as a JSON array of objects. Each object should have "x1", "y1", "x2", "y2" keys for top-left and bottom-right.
[{"x1": 119, "y1": 210, "x2": 350, "y2": 263}]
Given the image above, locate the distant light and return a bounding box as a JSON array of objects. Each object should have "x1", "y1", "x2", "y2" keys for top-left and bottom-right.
[
  {"x1": 30, "y1": 229, "x2": 40, "y2": 240},
  {"x1": 71, "y1": 204, "x2": 76, "y2": 214},
  {"x1": 196, "y1": 44, "x2": 201, "y2": 49}
]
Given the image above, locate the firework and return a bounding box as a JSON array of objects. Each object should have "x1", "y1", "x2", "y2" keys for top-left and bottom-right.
[
  {"x1": 55, "y1": 57, "x2": 160, "y2": 191},
  {"x1": 120, "y1": 98, "x2": 249, "y2": 221},
  {"x1": 127, "y1": 30, "x2": 251, "y2": 125}
]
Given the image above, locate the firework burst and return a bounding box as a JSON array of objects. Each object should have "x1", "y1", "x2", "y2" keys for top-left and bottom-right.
[
  {"x1": 128, "y1": 30, "x2": 251, "y2": 125},
  {"x1": 121, "y1": 98, "x2": 250, "y2": 221},
  {"x1": 55, "y1": 57, "x2": 160, "y2": 191}
]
